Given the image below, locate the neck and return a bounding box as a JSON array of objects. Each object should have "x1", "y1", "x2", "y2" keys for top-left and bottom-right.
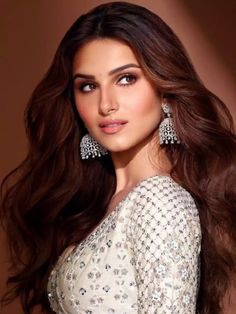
[{"x1": 111, "y1": 133, "x2": 171, "y2": 193}]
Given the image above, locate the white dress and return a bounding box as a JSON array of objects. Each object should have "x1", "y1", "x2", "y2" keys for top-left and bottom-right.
[{"x1": 47, "y1": 175, "x2": 201, "y2": 314}]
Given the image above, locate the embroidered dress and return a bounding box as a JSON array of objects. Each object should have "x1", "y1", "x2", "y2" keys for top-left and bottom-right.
[{"x1": 47, "y1": 175, "x2": 201, "y2": 314}]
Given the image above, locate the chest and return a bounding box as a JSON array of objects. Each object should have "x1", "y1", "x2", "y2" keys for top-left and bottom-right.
[{"x1": 47, "y1": 198, "x2": 139, "y2": 313}]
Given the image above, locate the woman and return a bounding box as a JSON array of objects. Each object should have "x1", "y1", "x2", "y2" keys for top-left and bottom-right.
[{"x1": 1, "y1": 2, "x2": 236, "y2": 314}]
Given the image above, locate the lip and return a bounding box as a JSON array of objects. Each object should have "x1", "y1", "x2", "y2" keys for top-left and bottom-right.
[{"x1": 99, "y1": 119, "x2": 128, "y2": 134}]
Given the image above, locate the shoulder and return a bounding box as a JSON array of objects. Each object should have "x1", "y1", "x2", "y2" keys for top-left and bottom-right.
[
  {"x1": 128, "y1": 175, "x2": 201, "y2": 237},
  {"x1": 134, "y1": 175, "x2": 197, "y2": 210},
  {"x1": 127, "y1": 176, "x2": 201, "y2": 312}
]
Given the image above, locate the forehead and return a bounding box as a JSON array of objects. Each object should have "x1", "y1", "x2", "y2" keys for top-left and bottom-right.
[{"x1": 72, "y1": 38, "x2": 139, "y2": 74}]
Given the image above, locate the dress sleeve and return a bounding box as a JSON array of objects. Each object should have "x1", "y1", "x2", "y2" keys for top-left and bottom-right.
[{"x1": 127, "y1": 178, "x2": 201, "y2": 314}]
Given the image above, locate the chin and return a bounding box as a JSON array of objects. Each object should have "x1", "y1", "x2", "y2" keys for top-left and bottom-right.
[
  {"x1": 99, "y1": 139, "x2": 128, "y2": 152},
  {"x1": 105, "y1": 142, "x2": 140, "y2": 154},
  {"x1": 106, "y1": 146, "x2": 128, "y2": 153}
]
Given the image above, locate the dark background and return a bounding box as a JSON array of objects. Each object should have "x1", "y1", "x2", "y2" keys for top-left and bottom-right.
[{"x1": 1, "y1": 1, "x2": 236, "y2": 313}]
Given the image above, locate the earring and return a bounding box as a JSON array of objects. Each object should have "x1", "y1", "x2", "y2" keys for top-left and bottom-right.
[
  {"x1": 80, "y1": 134, "x2": 108, "y2": 159},
  {"x1": 159, "y1": 103, "x2": 181, "y2": 145}
]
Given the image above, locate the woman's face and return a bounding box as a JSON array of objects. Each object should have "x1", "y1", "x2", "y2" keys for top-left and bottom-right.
[{"x1": 72, "y1": 38, "x2": 162, "y2": 153}]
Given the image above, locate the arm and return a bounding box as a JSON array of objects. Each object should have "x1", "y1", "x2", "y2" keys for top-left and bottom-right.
[{"x1": 128, "y1": 179, "x2": 201, "y2": 314}]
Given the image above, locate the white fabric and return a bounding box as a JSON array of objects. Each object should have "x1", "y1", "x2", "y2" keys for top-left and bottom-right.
[{"x1": 48, "y1": 175, "x2": 201, "y2": 313}]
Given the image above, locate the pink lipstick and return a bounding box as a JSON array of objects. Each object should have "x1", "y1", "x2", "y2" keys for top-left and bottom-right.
[{"x1": 99, "y1": 119, "x2": 128, "y2": 134}]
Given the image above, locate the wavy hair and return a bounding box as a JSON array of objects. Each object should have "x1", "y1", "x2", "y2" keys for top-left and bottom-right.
[{"x1": 1, "y1": 2, "x2": 236, "y2": 313}]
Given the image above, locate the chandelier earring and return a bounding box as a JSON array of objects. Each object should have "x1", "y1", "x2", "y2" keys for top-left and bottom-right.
[
  {"x1": 159, "y1": 103, "x2": 181, "y2": 145},
  {"x1": 80, "y1": 134, "x2": 108, "y2": 159}
]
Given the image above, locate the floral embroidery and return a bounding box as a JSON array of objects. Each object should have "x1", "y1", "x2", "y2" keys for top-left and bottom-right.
[{"x1": 47, "y1": 176, "x2": 201, "y2": 313}]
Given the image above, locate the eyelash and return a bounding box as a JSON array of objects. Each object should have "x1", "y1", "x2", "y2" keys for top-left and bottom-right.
[
  {"x1": 117, "y1": 73, "x2": 137, "y2": 86},
  {"x1": 77, "y1": 73, "x2": 137, "y2": 93}
]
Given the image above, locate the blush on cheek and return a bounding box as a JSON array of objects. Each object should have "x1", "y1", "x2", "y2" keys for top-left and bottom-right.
[
  {"x1": 132, "y1": 99, "x2": 160, "y2": 116},
  {"x1": 128, "y1": 87, "x2": 160, "y2": 114},
  {"x1": 76, "y1": 105, "x2": 90, "y2": 125}
]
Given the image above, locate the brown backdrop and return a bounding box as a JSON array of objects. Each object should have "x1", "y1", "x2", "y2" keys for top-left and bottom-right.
[{"x1": 1, "y1": 1, "x2": 236, "y2": 313}]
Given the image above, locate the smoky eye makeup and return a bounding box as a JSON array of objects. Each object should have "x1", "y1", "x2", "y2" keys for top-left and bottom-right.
[
  {"x1": 74, "y1": 80, "x2": 96, "y2": 93},
  {"x1": 73, "y1": 69, "x2": 140, "y2": 93},
  {"x1": 116, "y1": 73, "x2": 138, "y2": 85}
]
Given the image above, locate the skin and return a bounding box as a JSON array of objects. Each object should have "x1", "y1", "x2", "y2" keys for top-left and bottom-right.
[{"x1": 72, "y1": 38, "x2": 171, "y2": 204}]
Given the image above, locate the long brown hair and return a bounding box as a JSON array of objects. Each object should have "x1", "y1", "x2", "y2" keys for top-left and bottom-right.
[{"x1": 1, "y1": 2, "x2": 236, "y2": 313}]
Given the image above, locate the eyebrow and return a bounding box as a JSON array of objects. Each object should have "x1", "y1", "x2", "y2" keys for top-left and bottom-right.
[{"x1": 73, "y1": 63, "x2": 141, "y2": 81}]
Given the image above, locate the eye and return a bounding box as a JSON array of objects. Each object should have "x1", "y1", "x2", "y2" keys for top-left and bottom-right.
[
  {"x1": 78, "y1": 82, "x2": 96, "y2": 93},
  {"x1": 117, "y1": 74, "x2": 137, "y2": 86}
]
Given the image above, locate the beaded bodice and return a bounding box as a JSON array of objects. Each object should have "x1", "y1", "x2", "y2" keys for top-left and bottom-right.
[{"x1": 47, "y1": 175, "x2": 201, "y2": 313}]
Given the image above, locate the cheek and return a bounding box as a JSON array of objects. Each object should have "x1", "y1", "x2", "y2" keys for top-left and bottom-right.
[
  {"x1": 75, "y1": 103, "x2": 93, "y2": 127},
  {"x1": 128, "y1": 89, "x2": 161, "y2": 117}
]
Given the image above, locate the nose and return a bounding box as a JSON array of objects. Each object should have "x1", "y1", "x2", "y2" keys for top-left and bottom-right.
[{"x1": 98, "y1": 87, "x2": 118, "y2": 116}]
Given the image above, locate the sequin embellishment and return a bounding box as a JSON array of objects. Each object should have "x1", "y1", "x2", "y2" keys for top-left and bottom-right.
[{"x1": 47, "y1": 176, "x2": 201, "y2": 313}]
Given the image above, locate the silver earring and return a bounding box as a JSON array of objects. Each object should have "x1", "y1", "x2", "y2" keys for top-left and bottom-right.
[
  {"x1": 159, "y1": 103, "x2": 180, "y2": 145},
  {"x1": 80, "y1": 134, "x2": 108, "y2": 159}
]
